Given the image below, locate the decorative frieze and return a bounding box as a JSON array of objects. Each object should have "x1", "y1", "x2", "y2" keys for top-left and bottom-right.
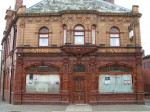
[{"x1": 23, "y1": 48, "x2": 62, "y2": 53}]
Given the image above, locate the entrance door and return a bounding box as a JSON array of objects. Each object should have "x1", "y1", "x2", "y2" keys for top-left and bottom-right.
[{"x1": 73, "y1": 76, "x2": 86, "y2": 103}]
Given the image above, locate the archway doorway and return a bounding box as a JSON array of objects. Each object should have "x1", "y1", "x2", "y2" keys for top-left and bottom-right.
[{"x1": 71, "y1": 64, "x2": 87, "y2": 104}]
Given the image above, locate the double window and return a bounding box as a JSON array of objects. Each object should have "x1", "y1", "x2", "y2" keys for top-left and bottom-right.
[
  {"x1": 110, "y1": 27, "x2": 120, "y2": 46},
  {"x1": 39, "y1": 27, "x2": 49, "y2": 46}
]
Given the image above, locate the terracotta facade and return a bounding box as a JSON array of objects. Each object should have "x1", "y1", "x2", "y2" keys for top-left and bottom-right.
[{"x1": 0, "y1": 0, "x2": 144, "y2": 104}]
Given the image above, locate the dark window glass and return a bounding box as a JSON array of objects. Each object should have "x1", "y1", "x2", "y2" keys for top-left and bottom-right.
[
  {"x1": 110, "y1": 66, "x2": 121, "y2": 72},
  {"x1": 73, "y1": 64, "x2": 86, "y2": 72},
  {"x1": 29, "y1": 74, "x2": 33, "y2": 80},
  {"x1": 27, "y1": 66, "x2": 36, "y2": 72},
  {"x1": 49, "y1": 66, "x2": 59, "y2": 72},
  {"x1": 100, "y1": 65, "x2": 132, "y2": 72},
  {"x1": 101, "y1": 67, "x2": 109, "y2": 72},
  {"x1": 39, "y1": 27, "x2": 49, "y2": 33},
  {"x1": 38, "y1": 66, "x2": 48, "y2": 72}
]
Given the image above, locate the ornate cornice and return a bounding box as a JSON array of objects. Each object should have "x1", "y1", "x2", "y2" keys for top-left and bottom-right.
[{"x1": 18, "y1": 10, "x2": 141, "y2": 18}]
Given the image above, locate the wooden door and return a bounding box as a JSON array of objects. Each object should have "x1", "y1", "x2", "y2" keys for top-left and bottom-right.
[{"x1": 73, "y1": 76, "x2": 86, "y2": 104}]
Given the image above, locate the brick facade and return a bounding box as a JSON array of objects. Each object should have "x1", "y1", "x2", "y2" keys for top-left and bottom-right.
[{"x1": 0, "y1": 0, "x2": 144, "y2": 104}]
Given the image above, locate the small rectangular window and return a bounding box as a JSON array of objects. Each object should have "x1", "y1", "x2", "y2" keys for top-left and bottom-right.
[
  {"x1": 40, "y1": 34, "x2": 48, "y2": 38},
  {"x1": 110, "y1": 34, "x2": 119, "y2": 37}
]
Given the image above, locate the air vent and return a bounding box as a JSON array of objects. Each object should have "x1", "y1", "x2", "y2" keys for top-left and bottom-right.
[
  {"x1": 23, "y1": 44, "x2": 30, "y2": 47},
  {"x1": 99, "y1": 44, "x2": 105, "y2": 47},
  {"x1": 51, "y1": 44, "x2": 57, "y2": 47},
  {"x1": 126, "y1": 44, "x2": 133, "y2": 47}
]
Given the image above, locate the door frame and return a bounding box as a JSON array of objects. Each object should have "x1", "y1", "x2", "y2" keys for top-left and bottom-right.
[{"x1": 69, "y1": 72, "x2": 88, "y2": 104}]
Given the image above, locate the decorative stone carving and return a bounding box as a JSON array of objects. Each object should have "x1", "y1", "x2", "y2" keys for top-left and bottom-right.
[{"x1": 61, "y1": 45, "x2": 98, "y2": 58}]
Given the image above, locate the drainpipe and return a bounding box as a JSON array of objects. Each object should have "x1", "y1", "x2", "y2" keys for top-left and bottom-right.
[{"x1": 9, "y1": 24, "x2": 16, "y2": 104}]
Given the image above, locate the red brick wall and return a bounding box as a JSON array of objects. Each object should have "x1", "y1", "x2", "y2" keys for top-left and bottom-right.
[{"x1": 143, "y1": 57, "x2": 150, "y2": 93}]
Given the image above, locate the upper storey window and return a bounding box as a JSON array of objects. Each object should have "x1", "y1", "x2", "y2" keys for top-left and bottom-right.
[
  {"x1": 92, "y1": 25, "x2": 96, "y2": 44},
  {"x1": 74, "y1": 25, "x2": 85, "y2": 45},
  {"x1": 109, "y1": 27, "x2": 120, "y2": 47},
  {"x1": 39, "y1": 27, "x2": 49, "y2": 46},
  {"x1": 63, "y1": 25, "x2": 67, "y2": 44}
]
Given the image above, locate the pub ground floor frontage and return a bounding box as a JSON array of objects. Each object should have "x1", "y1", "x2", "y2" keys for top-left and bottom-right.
[{"x1": 0, "y1": 46, "x2": 144, "y2": 104}]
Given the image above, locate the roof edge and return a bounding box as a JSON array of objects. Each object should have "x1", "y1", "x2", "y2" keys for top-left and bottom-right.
[{"x1": 18, "y1": 10, "x2": 142, "y2": 18}]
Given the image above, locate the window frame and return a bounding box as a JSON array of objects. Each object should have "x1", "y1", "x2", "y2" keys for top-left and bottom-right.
[
  {"x1": 38, "y1": 27, "x2": 49, "y2": 47},
  {"x1": 91, "y1": 25, "x2": 96, "y2": 44},
  {"x1": 63, "y1": 25, "x2": 67, "y2": 44},
  {"x1": 25, "y1": 74, "x2": 60, "y2": 93},
  {"x1": 74, "y1": 25, "x2": 85, "y2": 45},
  {"x1": 109, "y1": 27, "x2": 120, "y2": 47}
]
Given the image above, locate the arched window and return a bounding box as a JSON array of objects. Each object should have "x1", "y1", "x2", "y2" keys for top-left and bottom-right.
[
  {"x1": 109, "y1": 27, "x2": 120, "y2": 46},
  {"x1": 92, "y1": 25, "x2": 96, "y2": 44},
  {"x1": 39, "y1": 27, "x2": 49, "y2": 46},
  {"x1": 63, "y1": 25, "x2": 67, "y2": 44},
  {"x1": 73, "y1": 64, "x2": 86, "y2": 72},
  {"x1": 74, "y1": 25, "x2": 85, "y2": 45}
]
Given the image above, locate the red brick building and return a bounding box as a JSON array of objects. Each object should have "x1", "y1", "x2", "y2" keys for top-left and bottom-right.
[
  {"x1": 143, "y1": 55, "x2": 150, "y2": 95},
  {"x1": 0, "y1": 0, "x2": 144, "y2": 104}
]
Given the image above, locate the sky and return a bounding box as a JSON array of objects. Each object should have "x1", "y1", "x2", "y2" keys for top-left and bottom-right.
[{"x1": 0, "y1": 0, "x2": 149, "y2": 55}]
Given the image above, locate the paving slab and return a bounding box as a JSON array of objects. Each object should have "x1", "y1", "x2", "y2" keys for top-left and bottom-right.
[{"x1": 0, "y1": 100, "x2": 150, "y2": 112}]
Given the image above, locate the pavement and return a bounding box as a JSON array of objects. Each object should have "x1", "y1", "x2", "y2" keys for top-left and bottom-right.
[{"x1": 0, "y1": 100, "x2": 150, "y2": 112}]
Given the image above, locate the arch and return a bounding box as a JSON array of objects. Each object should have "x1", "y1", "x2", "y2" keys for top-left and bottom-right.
[
  {"x1": 39, "y1": 27, "x2": 49, "y2": 33},
  {"x1": 25, "y1": 63, "x2": 60, "y2": 72},
  {"x1": 72, "y1": 64, "x2": 86, "y2": 72},
  {"x1": 109, "y1": 26, "x2": 120, "y2": 33},
  {"x1": 99, "y1": 63, "x2": 133, "y2": 72}
]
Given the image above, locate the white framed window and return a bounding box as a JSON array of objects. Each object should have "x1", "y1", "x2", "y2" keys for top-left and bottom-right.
[
  {"x1": 39, "y1": 27, "x2": 49, "y2": 46},
  {"x1": 74, "y1": 25, "x2": 84, "y2": 45},
  {"x1": 63, "y1": 25, "x2": 67, "y2": 44},
  {"x1": 110, "y1": 27, "x2": 120, "y2": 46},
  {"x1": 92, "y1": 25, "x2": 96, "y2": 44}
]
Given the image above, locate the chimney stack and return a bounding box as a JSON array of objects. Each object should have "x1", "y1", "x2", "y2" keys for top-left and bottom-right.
[
  {"x1": 5, "y1": 6, "x2": 15, "y2": 31},
  {"x1": 15, "y1": 0, "x2": 23, "y2": 11},
  {"x1": 103, "y1": 0, "x2": 114, "y2": 4}
]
